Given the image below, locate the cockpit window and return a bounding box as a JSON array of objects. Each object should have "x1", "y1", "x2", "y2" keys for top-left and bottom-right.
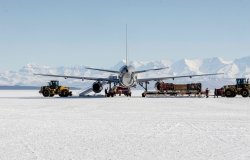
[{"x1": 120, "y1": 66, "x2": 128, "y2": 73}]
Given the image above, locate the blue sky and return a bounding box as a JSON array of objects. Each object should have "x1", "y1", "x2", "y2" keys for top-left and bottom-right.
[{"x1": 0, "y1": 0, "x2": 250, "y2": 70}]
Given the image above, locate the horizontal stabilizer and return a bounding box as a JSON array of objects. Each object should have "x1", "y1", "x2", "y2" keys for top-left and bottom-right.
[
  {"x1": 138, "y1": 73, "x2": 224, "y2": 82},
  {"x1": 34, "y1": 73, "x2": 119, "y2": 83},
  {"x1": 85, "y1": 67, "x2": 120, "y2": 73},
  {"x1": 134, "y1": 67, "x2": 168, "y2": 74}
]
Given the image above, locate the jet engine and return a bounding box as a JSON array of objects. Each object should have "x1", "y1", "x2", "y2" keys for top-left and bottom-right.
[
  {"x1": 155, "y1": 82, "x2": 161, "y2": 91},
  {"x1": 92, "y1": 82, "x2": 103, "y2": 93}
]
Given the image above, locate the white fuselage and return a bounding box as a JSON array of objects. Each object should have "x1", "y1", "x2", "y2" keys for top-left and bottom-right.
[{"x1": 118, "y1": 65, "x2": 137, "y2": 87}]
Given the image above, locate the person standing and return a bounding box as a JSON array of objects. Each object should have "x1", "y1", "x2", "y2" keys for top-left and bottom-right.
[
  {"x1": 104, "y1": 88, "x2": 108, "y2": 97},
  {"x1": 205, "y1": 88, "x2": 209, "y2": 98},
  {"x1": 214, "y1": 88, "x2": 218, "y2": 98}
]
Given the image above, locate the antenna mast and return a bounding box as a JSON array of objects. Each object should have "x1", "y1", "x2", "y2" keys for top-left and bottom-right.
[{"x1": 126, "y1": 24, "x2": 128, "y2": 66}]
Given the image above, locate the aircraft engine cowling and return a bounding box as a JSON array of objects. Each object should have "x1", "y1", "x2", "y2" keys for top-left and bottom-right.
[
  {"x1": 92, "y1": 82, "x2": 103, "y2": 93},
  {"x1": 155, "y1": 82, "x2": 161, "y2": 91}
]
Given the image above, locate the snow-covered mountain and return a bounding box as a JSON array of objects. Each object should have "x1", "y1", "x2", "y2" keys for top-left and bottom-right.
[{"x1": 0, "y1": 57, "x2": 249, "y2": 89}]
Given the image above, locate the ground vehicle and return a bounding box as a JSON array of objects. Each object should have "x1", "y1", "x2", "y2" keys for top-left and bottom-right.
[
  {"x1": 142, "y1": 82, "x2": 203, "y2": 97},
  {"x1": 39, "y1": 80, "x2": 72, "y2": 97},
  {"x1": 214, "y1": 88, "x2": 225, "y2": 97},
  {"x1": 106, "y1": 86, "x2": 131, "y2": 97},
  {"x1": 156, "y1": 82, "x2": 202, "y2": 94},
  {"x1": 223, "y1": 78, "x2": 250, "y2": 97}
]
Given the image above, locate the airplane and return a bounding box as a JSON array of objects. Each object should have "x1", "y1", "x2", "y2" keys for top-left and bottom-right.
[
  {"x1": 34, "y1": 61, "x2": 223, "y2": 94},
  {"x1": 35, "y1": 27, "x2": 223, "y2": 93}
]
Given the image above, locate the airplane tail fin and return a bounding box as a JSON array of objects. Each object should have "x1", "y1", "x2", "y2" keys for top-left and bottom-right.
[{"x1": 125, "y1": 24, "x2": 128, "y2": 66}]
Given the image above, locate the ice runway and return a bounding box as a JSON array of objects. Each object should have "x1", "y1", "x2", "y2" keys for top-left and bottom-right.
[{"x1": 0, "y1": 90, "x2": 250, "y2": 160}]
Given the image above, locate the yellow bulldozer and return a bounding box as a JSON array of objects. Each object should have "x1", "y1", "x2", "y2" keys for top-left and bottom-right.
[
  {"x1": 39, "y1": 80, "x2": 72, "y2": 97},
  {"x1": 224, "y1": 78, "x2": 250, "y2": 97}
]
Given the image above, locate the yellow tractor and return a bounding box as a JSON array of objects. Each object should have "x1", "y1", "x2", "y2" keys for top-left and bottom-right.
[
  {"x1": 224, "y1": 78, "x2": 250, "y2": 97},
  {"x1": 39, "y1": 80, "x2": 72, "y2": 97}
]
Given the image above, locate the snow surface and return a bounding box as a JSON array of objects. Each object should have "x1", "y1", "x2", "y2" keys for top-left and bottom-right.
[{"x1": 0, "y1": 90, "x2": 250, "y2": 160}]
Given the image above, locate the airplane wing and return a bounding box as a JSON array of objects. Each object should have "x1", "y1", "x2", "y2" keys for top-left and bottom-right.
[
  {"x1": 137, "y1": 73, "x2": 224, "y2": 82},
  {"x1": 85, "y1": 67, "x2": 120, "y2": 73},
  {"x1": 34, "y1": 74, "x2": 119, "y2": 82},
  {"x1": 134, "y1": 67, "x2": 168, "y2": 74}
]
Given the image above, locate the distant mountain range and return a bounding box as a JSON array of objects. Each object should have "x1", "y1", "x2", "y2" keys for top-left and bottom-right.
[{"x1": 0, "y1": 56, "x2": 249, "y2": 89}]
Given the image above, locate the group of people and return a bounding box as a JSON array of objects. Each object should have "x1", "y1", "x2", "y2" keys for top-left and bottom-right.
[{"x1": 205, "y1": 88, "x2": 219, "y2": 98}]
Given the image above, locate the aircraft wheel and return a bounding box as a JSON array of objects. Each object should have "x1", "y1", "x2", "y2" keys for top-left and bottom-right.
[
  {"x1": 142, "y1": 93, "x2": 146, "y2": 97},
  {"x1": 106, "y1": 93, "x2": 110, "y2": 97}
]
